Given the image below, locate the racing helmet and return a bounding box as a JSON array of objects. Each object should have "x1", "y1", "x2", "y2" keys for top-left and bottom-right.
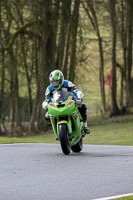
[{"x1": 49, "y1": 70, "x2": 64, "y2": 90}]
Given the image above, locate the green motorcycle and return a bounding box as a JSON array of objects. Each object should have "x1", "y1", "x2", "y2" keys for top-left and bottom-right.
[{"x1": 48, "y1": 90, "x2": 85, "y2": 155}]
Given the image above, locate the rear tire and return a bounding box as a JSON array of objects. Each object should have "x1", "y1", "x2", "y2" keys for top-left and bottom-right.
[
  {"x1": 71, "y1": 137, "x2": 83, "y2": 153},
  {"x1": 59, "y1": 124, "x2": 71, "y2": 155}
]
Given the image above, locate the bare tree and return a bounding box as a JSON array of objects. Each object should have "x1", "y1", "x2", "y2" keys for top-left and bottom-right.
[
  {"x1": 82, "y1": 0, "x2": 106, "y2": 112},
  {"x1": 56, "y1": 0, "x2": 72, "y2": 78},
  {"x1": 69, "y1": 0, "x2": 80, "y2": 82},
  {"x1": 109, "y1": 0, "x2": 120, "y2": 116},
  {"x1": 126, "y1": 0, "x2": 133, "y2": 106},
  {"x1": 0, "y1": 1, "x2": 5, "y2": 133}
]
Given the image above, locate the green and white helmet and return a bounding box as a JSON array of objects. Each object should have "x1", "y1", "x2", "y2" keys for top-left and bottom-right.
[{"x1": 49, "y1": 70, "x2": 64, "y2": 90}]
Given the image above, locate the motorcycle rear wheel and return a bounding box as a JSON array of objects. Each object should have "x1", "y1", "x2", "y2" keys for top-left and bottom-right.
[
  {"x1": 71, "y1": 137, "x2": 83, "y2": 153},
  {"x1": 59, "y1": 124, "x2": 71, "y2": 155}
]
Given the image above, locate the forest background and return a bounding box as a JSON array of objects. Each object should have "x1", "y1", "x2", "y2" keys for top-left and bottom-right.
[{"x1": 0, "y1": 0, "x2": 133, "y2": 137}]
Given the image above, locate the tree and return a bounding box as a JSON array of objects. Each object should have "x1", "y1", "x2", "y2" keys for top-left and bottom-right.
[
  {"x1": 126, "y1": 0, "x2": 133, "y2": 106},
  {"x1": 82, "y1": 0, "x2": 106, "y2": 112},
  {"x1": 116, "y1": 0, "x2": 133, "y2": 108},
  {"x1": 30, "y1": 0, "x2": 59, "y2": 132},
  {"x1": 109, "y1": 0, "x2": 120, "y2": 116},
  {"x1": 117, "y1": 0, "x2": 127, "y2": 107},
  {"x1": 0, "y1": 1, "x2": 5, "y2": 133},
  {"x1": 56, "y1": 0, "x2": 72, "y2": 79},
  {"x1": 69, "y1": 0, "x2": 80, "y2": 82}
]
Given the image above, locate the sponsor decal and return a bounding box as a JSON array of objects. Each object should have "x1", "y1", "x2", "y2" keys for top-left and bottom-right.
[
  {"x1": 73, "y1": 110, "x2": 79, "y2": 120},
  {"x1": 49, "y1": 103, "x2": 56, "y2": 108}
]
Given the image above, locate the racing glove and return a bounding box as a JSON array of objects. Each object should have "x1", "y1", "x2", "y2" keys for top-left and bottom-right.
[
  {"x1": 42, "y1": 100, "x2": 48, "y2": 111},
  {"x1": 75, "y1": 98, "x2": 82, "y2": 106}
]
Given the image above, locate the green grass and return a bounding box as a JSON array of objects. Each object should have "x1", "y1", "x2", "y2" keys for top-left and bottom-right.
[
  {"x1": 0, "y1": 133, "x2": 57, "y2": 144},
  {"x1": 116, "y1": 196, "x2": 133, "y2": 200},
  {"x1": 0, "y1": 121, "x2": 133, "y2": 146},
  {"x1": 84, "y1": 121, "x2": 133, "y2": 146}
]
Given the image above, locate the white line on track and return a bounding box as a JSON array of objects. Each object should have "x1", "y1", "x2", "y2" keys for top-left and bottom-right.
[{"x1": 93, "y1": 193, "x2": 133, "y2": 200}]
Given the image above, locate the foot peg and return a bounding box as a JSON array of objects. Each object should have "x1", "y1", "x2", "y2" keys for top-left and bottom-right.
[{"x1": 56, "y1": 137, "x2": 60, "y2": 141}]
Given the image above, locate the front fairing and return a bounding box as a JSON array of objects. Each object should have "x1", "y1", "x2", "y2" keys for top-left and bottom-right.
[
  {"x1": 48, "y1": 90, "x2": 76, "y2": 117},
  {"x1": 48, "y1": 98, "x2": 76, "y2": 117}
]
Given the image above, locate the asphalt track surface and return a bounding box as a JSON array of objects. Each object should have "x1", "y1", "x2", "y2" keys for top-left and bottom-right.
[{"x1": 0, "y1": 143, "x2": 133, "y2": 200}]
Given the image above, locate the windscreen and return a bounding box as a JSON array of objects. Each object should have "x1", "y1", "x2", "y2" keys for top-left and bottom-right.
[{"x1": 52, "y1": 90, "x2": 73, "y2": 103}]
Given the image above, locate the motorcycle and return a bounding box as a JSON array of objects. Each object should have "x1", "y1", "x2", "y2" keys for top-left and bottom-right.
[{"x1": 47, "y1": 90, "x2": 85, "y2": 155}]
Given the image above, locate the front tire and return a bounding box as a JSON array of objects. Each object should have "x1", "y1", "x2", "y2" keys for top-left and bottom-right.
[
  {"x1": 59, "y1": 124, "x2": 71, "y2": 155},
  {"x1": 71, "y1": 137, "x2": 83, "y2": 153}
]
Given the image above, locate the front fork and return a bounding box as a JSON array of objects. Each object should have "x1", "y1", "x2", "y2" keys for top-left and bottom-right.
[{"x1": 57, "y1": 117, "x2": 73, "y2": 141}]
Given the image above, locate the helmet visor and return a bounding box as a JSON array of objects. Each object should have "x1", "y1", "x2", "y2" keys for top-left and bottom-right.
[{"x1": 51, "y1": 80, "x2": 60, "y2": 87}]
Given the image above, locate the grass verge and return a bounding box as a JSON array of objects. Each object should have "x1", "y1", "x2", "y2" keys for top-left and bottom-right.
[
  {"x1": 84, "y1": 121, "x2": 133, "y2": 145},
  {"x1": 116, "y1": 196, "x2": 133, "y2": 200},
  {"x1": 0, "y1": 121, "x2": 133, "y2": 146}
]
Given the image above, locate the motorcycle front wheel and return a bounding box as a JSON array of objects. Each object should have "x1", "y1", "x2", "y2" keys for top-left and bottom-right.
[
  {"x1": 59, "y1": 124, "x2": 71, "y2": 155},
  {"x1": 71, "y1": 137, "x2": 83, "y2": 153}
]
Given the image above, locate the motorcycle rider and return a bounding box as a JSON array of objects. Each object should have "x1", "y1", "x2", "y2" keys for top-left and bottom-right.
[{"x1": 42, "y1": 70, "x2": 90, "y2": 135}]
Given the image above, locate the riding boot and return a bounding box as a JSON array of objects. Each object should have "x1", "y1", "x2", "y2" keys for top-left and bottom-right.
[{"x1": 83, "y1": 121, "x2": 90, "y2": 134}]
